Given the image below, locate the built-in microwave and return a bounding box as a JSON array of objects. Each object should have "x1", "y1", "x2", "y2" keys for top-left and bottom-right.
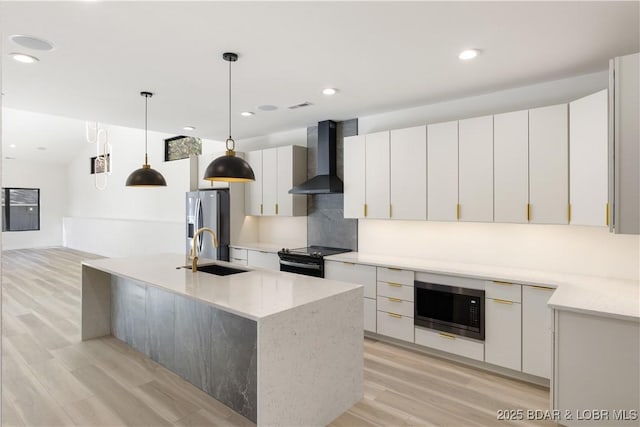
[{"x1": 414, "y1": 281, "x2": 485, "y2": 340}]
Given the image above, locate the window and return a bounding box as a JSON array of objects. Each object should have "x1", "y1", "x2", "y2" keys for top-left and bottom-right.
[{"x1": 2, "y1": 188, "x2": 40, "y2": 232}]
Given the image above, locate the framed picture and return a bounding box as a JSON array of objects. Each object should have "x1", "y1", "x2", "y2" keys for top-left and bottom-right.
[
  {"x1": 90, "y1": 154, "x2": 111, "y2": 174},
  {"x1": 165, "y1": 135, "x2": 202, "y2": 161}
]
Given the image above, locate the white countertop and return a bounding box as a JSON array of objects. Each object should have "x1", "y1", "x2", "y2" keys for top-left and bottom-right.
[
  {"x1": 229, "y1": 242, "x2": 283, "y2": 253},
  {"x1": 82, "y1": 254, "x2": 361, "y2": 321},
  {"x1": 326, "y1": 252, "x2": 640, "y2": 322}
]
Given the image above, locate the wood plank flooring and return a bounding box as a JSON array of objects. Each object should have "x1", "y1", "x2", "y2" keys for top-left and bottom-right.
[{"x1": 2, "y1": 248, "x2": 552, "y2": 426}]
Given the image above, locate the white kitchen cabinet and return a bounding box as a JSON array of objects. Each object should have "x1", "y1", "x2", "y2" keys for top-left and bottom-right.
[
  {"x1": 414, "y1": 326, "x2": 484, "y2": 362},
  {"x1": 245, "y1": 146, "x2": 306, "y2": 217},
  {"x1": 522, "y1": 285, "x2": 553, "y2": 378},
  {"x1": 427, "y1": 121, "x2": 458, "y2": 221},
  {"x1": 529, "y1": 104, "x2": 569, "y2": 224},
  {"x1": 343, "y1": 135, "x2": 366, "y2": 219},
  {"x1": 246, "y1": 250, "x2": 279, "y2": 271},
  {"x1": 365, "y1": 131, "x2": 391, "y2": 219},
  {"x1": 609, "y1": 53, "x2": 639, "y2": 235},
  {"x1": 484, "y1": 297, "x2": 521, "y2": 371},
  {"x1": 570, "y1": 90, "x2": 608, "y2": 227},
  {"x1": 261, "y1": 148, "x2": 278, "y2": 215},
  {"x1": 494, "y1": 110, "x2": 529, "y2": 223},
  {"x1": 485, "y1": 280, "x2": 522, "y2": 303},
  {"x1": 458, "y1": 116, "x2": 493, "y2": 222},
  {"x1": 377, "y1": 297, "x2": 413, "y2": 318},
  {"x1": 325, "y1": 260, "x2": 377, "y2": 333},
  {"x1": 244, "y1": 150, "x2": 263, "y2": 216},
  {"x1": 390, "y1": 125, "x2": 427, "y2": 220},
  {"x1": 377, "y1": 311, "x2": 413, "y2": 342},
  {"x1": 229, "y1": 247, "x2": 248, "y2": 266}
]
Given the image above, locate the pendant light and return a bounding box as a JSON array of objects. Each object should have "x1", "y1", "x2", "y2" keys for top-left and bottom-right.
[
  {"x1": 126, "y1": 91, "x2": 167, "y2": 187},
  {"x1": 203, "y1": 52, "x2": 255, "y2": 182}
]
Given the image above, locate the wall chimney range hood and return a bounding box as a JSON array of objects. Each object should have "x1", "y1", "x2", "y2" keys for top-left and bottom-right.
[{"x1": 289, "y1": 120, "x2": 344, "y2": 194}]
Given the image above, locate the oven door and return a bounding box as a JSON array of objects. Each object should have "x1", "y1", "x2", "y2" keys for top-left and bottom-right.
[{"x1": 279, "y1": 256, "x2": 324, "y2": 277}]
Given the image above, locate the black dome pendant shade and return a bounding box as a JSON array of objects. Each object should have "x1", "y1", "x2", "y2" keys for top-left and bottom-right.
[
  {"x1": 126, "y1": 91, "x2": 167, "y2": 187},
  {"x1": 203, "y1": 52, "x2": 255, "y2": 182}
]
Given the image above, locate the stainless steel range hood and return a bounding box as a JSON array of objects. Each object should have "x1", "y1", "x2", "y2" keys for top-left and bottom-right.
[{"x1": 289, "y1": 120, "x2": 343, "y2": 194}]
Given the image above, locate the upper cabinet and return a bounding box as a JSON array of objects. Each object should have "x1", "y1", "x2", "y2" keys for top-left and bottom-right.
[
  {"x1": 494, "y1": 110, "x2": 529, "y2": 223},
  {"x1": 390, "y1": 126, "x2": 427, "y2": 220},
  {"x1": 529, "y1": 104, "x2": 569, "y2": 224},
  {"x1": 427, "y1": 121, "x2": 458, "y2": 221},
  {"x1": 609, "y1": 52, "x2": 639, "y2": 234},
  {"x1": 365, "y1": 131, "x2": 391, "y2": 219},
  {"x1": 244, "y1": 145, "x2": 307, "y2": 217},
  {"x1": 570, "y1": 90, "x2": 608, "y2": 227},
  {"x1": 343, "y1": 135, "x2": 366, "y2": 218},
  {"x1": 458, "y1": 116, "x2": 493, "y2": 222}
]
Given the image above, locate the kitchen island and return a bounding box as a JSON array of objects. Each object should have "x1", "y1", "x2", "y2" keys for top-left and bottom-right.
[{"x1": 81, "y1": 254, "x2": 363, "y2": 426}]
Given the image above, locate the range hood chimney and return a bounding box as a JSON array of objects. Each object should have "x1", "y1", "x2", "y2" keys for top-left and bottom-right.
[{"x1": 289, "y1": 120, "x2": 344, "y2": 194}]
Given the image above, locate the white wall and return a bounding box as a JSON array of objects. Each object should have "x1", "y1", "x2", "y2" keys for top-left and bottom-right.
[
  {"x1": 64, "y1": 123, "x2": 229, "y2": 257},
  {"x1": 356, "y1": 70, "x2": 639, "y2": 281},
  {"x1": 2, "y1": 160, "x2": 68, "y2": 250}
]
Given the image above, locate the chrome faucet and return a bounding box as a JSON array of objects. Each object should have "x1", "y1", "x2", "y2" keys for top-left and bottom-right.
[{"x1": 190, "y1": 227, "x2": 219, "y2": 272}]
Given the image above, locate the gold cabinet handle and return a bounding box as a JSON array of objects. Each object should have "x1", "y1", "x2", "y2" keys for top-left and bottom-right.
[
  {"x1": 527, "y1": 203, "x2": 531, "y2": 222},
  {"x1": 606, "y1": 202, "x2": 610, "y2": 226},
  {"x1": 388, "y1": 312, "x2": 402, "y2": 319},
  {"x1": 388, "y1": 282, "x2": 403, "y2": 287},
  {"x1": 439, "y1": 332, "x2": 456, "y2": 340},
  {"x1": 492, "y1": 298, "x2": 514, "y2": 305},
  {"x1": 568, "y1": 203, "x2": 571, "y2": 223},
  {"x1": 387, "y1": 297, "x2": 402, "y2": 303},
  {"x1": 492, "y1": 280, "x2": 513, "y2": 286},
  {"x1": 260, "y1": 204, "x2": 263, "y2": 215},
  {"x1": 275, "y1": 203, "x2": 279, "y2": 215},
  {"x1": 456, "y1": 203, "x2": 461, "y2": 220},
  {"x1": 387, "y1": 267, "x2": 401, "y2": 271},
  {"x1": 530, "y1": 285, "x2": 554, "y2": 291},
  {"x1": 342, "y1": 261, "x2": 355, "y2": 266}
]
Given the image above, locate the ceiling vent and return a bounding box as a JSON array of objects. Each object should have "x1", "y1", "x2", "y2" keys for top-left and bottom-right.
[{"x1": 288, "y1": 101, "x2": 313, "y2": 110}]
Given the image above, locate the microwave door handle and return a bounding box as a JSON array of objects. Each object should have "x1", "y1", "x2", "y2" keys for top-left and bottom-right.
[{"x1": 280, "y1": 260, "x2": 321, "y2": 271}]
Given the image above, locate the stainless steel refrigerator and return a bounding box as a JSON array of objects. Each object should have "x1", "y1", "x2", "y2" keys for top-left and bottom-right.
[{"x1": 186, "y1": 189, "x2": 230, "y2": 261}]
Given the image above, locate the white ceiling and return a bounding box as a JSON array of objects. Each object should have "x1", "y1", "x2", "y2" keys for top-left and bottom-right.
[{"x1": 1, "y1": 1, "x2": 639, "y2": 163}]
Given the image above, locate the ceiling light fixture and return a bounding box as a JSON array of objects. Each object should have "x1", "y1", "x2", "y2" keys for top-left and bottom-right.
[
  {"x1": 241, "y1": 111, "x2": 254, "y2": 117},
  {"x1": 9, "y1": 144, "x2": 16, "y2": 148},
  {"x1": 10, "y1": 35, "x2": 55, "y2": 51},
  {"x1": 322, "y1": 88, "x2": 337, "y2": 95},
  {"x1": 10, "y1": 53, "x2": 39, "y2": 64},
  {"x1": 258, "y1": 105, "x2": 278, "y2": 111},
  {"x1": 126, "y1": 92, "x2": 167, "y2": 187},
  {"x1": 183, "y1": 126, "x2": 196, "y2": 131},
  {"x1": 203, "y1": 52, "x2": 255, "y2": 183},
  {"x1": 459, "y1": 49, "x2": 479, "y2": 60}
]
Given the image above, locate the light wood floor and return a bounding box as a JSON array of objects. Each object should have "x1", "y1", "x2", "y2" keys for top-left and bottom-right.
[{"x1": 2, "y1": 248, "x2": 552, "y2": 427}]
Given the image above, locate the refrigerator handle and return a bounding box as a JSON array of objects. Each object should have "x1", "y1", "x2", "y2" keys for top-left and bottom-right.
[
  {"x1": 193, "y1": 197, "x2": 201, "y2": 254},
  {"x1": 197, "y1": 197, "x2": 204, "y2": 253}
]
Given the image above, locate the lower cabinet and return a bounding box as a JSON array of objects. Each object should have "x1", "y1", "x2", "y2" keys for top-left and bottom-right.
[
  {"x1": 377, "y1": 311, "x2": 414, "y2": 342},
  {"x1": 484, "y1": 297, "x2": 522, "y2": 371},
  {"x1": 246, "y1": 250, "x2": 279, "y2": 271},
  {"x1": 415, "y1": 326, "x2": 484, "y2": 361},
  {"x1": 364, "y1": 298, "x2": 377, "y2": 332},
  {"x1": 522, "y1": 285, "x2": 554, "y2": 378},
  {"x1": 229, "y1": 247, "x2": 248, "y2": 266}
]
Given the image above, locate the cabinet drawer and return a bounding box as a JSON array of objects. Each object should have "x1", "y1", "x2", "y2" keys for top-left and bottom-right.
[
  {"x1": 325, "y1": 261, "x2": 376, "y2": 295},
  {"x1": 364, "y1": 298, "x2": 376, "y2": 333},
  {"x1": 377, "y1": 282, "x2": 414, "y2": 302},
  {"x1": 414, "y1": 327, "x2": 484, "y2": 361},
  {"x1": 377, "y1": 311, "x2": 414, "y2": 342},
  {"x1": 230, "y1": 247, "x2": 248, "y2": 261},
  {"x1": 247, "y1": 250, "x2": 279, "y2": 271},
  {"x1": 377, "y1": 266, "x2": 414, "y2": 286},
  {"x1": 229, "y1": 257, "x2": 248, "y2": 267},
  {"x1": 377, "y1": 297, "x2": 413, "y2": 318},
  {"x1": 485, "y1": 280, "x2": 522, "y2": 303}
]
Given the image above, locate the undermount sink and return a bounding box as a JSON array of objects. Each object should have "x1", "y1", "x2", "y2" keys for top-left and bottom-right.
[{"x1": 180, "y1": 263, "x2": 248, "y2": 276}]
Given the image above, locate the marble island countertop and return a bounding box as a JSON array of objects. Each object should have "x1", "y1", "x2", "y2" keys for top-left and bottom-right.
[
  {"x1": 326, "y1": 252, "x2": 640, "y2": 322},
  {"x1": 82, "y1": 254, "x2": 361, "y2": 321}
]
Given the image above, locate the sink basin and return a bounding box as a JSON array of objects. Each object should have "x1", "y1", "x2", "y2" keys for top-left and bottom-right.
[{"x1": 181, "y1": 263, "x2": 248, "y2": 276}]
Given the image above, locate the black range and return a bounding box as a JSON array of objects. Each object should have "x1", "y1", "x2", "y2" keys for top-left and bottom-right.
[{"x1": 278, "y1": 246, "x2": 352, "y2": 278}]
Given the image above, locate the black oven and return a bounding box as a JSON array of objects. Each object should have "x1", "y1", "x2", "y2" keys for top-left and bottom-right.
[
  {"x1": 414, "y1": 281, "x2": 485, "y2": 340},
  {"x1": 279, "y1": 256, "x2": 324, "y2": 277}
]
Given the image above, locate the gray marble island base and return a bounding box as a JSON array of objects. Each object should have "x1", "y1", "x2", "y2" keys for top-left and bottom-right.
[{"x1": 81, "y1": 255, "x2": 363, "y2": 426}]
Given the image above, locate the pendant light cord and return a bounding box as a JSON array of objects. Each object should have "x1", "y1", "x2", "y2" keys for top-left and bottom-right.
[
  {"x1": 227, "y1": 58, "x2": 234, "y2": 151},
  {"x1": 144, "y1": 94, "x2": 148, "y2": 165}
]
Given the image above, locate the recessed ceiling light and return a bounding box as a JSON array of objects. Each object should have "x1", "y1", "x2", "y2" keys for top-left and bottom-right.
[
  {"x1": 258, "y1": 105, "x2": 278, "y2": 111},
  {"x1": 4, "y1": 156, "x2": 16, "y2": 160},
  {"x1": 241, "y1": 111, "x2": 254, "y2": 117},
  {"x1": 10, "y1": 53, "x2": 39, "y2": 64},
  {"x1": 322, "y1": 88, "x2": 337, "y2": 96},
  {"x1": 36, "y1": 146, "x2": 47, "y2": 151},
  {"x1": 459, "y1": 49, "x2": 480, "y2": 60},
  {"x1": 9, "y1": 35, "x2": 55, "y2": 51},
  {"x1": 183, "y1": 126, "x2": 196, "y2": 131},
  {"x1": 9, "y1": 144, "x2": 16, "y2": 148}
]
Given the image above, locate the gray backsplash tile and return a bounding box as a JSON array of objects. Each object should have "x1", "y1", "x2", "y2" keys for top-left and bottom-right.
[{"x1": 307, "y1": 119, "x2": 358, "y2": 251}]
